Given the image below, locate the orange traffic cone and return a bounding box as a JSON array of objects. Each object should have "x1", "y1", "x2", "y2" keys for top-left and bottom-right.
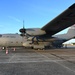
[
  {"x1": 13, "y1": 48, "x2": 16, "y2": 51},
  {"x1": 6, "y1": 49, "x2": 8, "y2": 54}
]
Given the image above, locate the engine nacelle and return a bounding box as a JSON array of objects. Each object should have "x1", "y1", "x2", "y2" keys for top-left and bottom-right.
[
  {"x1": 20, "y1": 33, "x2": 25, "y2": 37},
  {"x1": 26, "y1": 28, "x2": 46, "y2": 36},
  {"x1": 23, "y1": 41, "x2": 33, "y2": 48},
  {"x1": 19, "y1": 28, "x2": 26, "y2": 33}
]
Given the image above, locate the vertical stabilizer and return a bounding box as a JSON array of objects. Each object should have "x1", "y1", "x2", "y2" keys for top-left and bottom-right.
[
  {"x1": 67, "y1": 24, "x2": 75, "y2": 35},
  {"x1": 64, "y1": 24, "x2": 75, "y2": 39},
  {"x1": 53, "y1": 24, "x2": 75, "y2": 40}
]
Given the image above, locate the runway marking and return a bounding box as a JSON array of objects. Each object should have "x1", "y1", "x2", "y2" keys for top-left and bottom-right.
[
  {"x1": 34, "y1": 50, "x2": 75, "y2": 73},
  {"x1": 51, "y1": 53, "x2": 75, "y2": 65},
  {"x1": 0, "y1": 60, "x2": 66, "y2": 64},
  {"x1": 8, "y1": 54, "x2": 16, "y2": 62},
  {"x1": 56, "y1": 62, "x2": 75, "y2": 73},
  {"x1": 50, "y1": 53, "x2": 75, "y2": 73}
]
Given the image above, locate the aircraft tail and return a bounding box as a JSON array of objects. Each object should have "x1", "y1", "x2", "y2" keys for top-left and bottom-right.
[
  {"x1": 66, "y1": 25, "x2": 75, "y2": 39},
  {"x1": 53, "y1": 25, "x2": 75, "y2": 40}
]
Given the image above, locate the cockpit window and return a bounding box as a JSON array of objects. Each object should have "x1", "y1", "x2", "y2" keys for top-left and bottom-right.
[{"x1": 0, "y1": 35, "x2": 2, "y2": 37}]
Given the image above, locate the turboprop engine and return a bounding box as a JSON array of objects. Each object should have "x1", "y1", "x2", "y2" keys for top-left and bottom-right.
[{"x1": 26, "y1": 28, "x2": 46, "y2": 36}]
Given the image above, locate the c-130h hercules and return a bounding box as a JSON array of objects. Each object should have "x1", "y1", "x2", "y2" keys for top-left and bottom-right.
[{"x1": 19, "y1": 3, "x2": 75, "y2": 49}]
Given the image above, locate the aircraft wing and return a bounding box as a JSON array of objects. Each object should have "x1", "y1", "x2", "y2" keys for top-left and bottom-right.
[{"x1": 41, "y1": 3, "x2": 75, "y2": 36}]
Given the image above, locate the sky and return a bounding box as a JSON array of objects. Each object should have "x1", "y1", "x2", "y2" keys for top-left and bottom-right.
[
  {"x1": 0, "y1": 0, "x2": 75, "y2": 34},
  {"x1": 0, "y1": 0, "x2": 75, "y2": 43},
  {"x1": 0, "y1": 0, "x2": 75, "y2": 42}
]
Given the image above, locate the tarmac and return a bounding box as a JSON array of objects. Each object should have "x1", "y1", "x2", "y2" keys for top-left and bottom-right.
[{"x1": 0, "y1": 47, "x2": 75, "y2": 75}]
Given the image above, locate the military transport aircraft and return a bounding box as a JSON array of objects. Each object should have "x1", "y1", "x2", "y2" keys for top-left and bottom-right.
[
  {"x1": 0, "y1": 3, "x2": 75, "y2": 49},
  {"x1": 0, "y1": 25, "x2": 75, "y2": 49},
  {"x1": 19, "y1": 3, "x2": 75, "y2": 49}
]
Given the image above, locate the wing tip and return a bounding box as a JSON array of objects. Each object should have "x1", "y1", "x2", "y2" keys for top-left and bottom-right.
[{"x1": 69, "y1": 3, "x2": 75, "y2": 9}]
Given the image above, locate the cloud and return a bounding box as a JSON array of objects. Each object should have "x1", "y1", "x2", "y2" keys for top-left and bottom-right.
[{"x1": 8, "y1": 16, "x2": 21, "y2": 22}]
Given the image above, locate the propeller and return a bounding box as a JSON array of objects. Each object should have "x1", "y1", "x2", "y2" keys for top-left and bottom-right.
[
  {"x1": 19, "y1": 20, "x2": 26, "y2": 34},
  {"x1": 19, "y1": 20, "x2": 31, "y2": 38}
]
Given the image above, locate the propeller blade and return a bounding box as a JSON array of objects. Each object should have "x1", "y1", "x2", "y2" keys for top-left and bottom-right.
[{"x1": 19, "y1": 20, "x2": 26, "y2": 33}]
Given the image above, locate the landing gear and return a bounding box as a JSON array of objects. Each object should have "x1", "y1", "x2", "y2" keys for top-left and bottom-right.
[{"x1": 32, "y1": 36, "x2": 39, "y2": 44}]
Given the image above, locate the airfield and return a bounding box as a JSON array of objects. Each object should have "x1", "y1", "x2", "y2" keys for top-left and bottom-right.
[{"x1": 0, "y1": 47, "x2": 75, "y2": 75}]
